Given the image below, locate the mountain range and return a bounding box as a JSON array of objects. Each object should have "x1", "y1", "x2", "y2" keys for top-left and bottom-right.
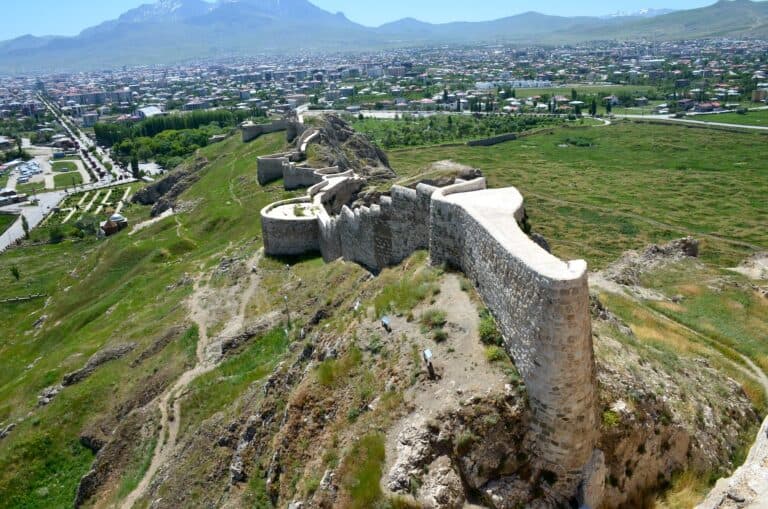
[{"x1": 1, "y1": 0, "x2": 767, "y2": 74}]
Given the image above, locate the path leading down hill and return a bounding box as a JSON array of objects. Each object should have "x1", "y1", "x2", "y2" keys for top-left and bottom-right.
[{"x1": 121, "y1": 250, "x2": 265, "y2": 509}]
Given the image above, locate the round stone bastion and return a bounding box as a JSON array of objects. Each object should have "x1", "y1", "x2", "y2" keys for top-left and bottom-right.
[{"x1": 261, "y1": 197, "x2": 321, "y2": 256}]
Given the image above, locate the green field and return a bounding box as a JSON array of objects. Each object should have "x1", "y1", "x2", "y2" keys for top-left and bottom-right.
[
  {"x1": 387, "y1": 121, "x2": 766, "y2": 269},
  {"x1": 52, "y1": 161, "x2": 77, "y2": 172},
  {"x1": 698, "y1": 109, "x2": 768, "y2": 126},
  {"x1": 0, "y1": 172, "x2": 8, "y2": 189},
  {"x1": 15, "y1": 181, "x2": 45, "y2": 195},
  {"x1": 54, "y1": 172, "x2": 83, "y2": 188}
]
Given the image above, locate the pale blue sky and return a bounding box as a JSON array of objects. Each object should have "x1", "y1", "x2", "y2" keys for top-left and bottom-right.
[{"x1": 2, "y1": 0, "x2": 727, "y2": 40}]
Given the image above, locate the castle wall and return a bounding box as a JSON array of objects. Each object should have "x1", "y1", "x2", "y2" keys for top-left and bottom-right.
[
  {"x1": 261, "y1": 198, "x2": 320, "y2": 256},
  {"x1": 467, "y1": 132, "x2": 518, "y2": 147},
  {"x1": 430, "y1": 181, "x2": 597, "y2": 490},
  {"x1": 257, "y1": 154, "x2": 290, "y2": 186},
  {"x1": 284, "y1": 164, "x2": 325, "y2": 191},
  {"x1": 242, "y1": 119, "x2": 289, "y2": 143}
]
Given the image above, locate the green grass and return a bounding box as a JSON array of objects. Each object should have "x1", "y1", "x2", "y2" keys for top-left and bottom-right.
[
  {"x1": 53, "y1": 172, "x2": 83, "y2": 188},
  {"x1": 16, "y1": 181, "x2": 45, "y2": 195},
  {"x1": 340, "y1": 433, "x2": 386, "y2": 509},
  {"x1": 388, "y1": 121, "x2": 767, "y2": 269},
  {"x1": 0, "y1": 212, "x2": 16, "y2": 237},
  {"x1": 52, "y1": 161, "x2": 77, "y2": 172},
  {"x1": 698, "y1": 109, "x2": 768, "y2": 127},
  {"x1": 373, "y1": 258, "x2": 441, "y2": 316},
  {"x1": 180, "y1": 327, "x2": 289, "y2": 436},
  {"x1": 0, "y1": 132, "x2": 290, "y2": 508},
  {"x1": 0, "y1": 171, "x2": 8, "y2": 189}
]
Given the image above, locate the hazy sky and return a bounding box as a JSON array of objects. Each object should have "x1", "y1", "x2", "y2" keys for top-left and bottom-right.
[{"x1": 2, "y1": 0, "x2": 726, "y2": 40}]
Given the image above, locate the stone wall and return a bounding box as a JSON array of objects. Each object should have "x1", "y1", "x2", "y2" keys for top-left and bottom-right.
[
  {"x1": 257, "y1": 154, "x2": 290, "y2": 185},
  {"x1": 430, "y1": 180, "x2": 598, "y2": 493},
  {"x1": 241, "y1": 119, "x2": 290, "y2": 143},
  {"x1": 283, "y1": 164, "x2": 326, "y2": 191},
  {"x1": 261, "y1": 198, "x2": 320, "y2": 256},
  {"x1": 258, "y1": 164, "x2": 600, "y2": 502},
  {"x1": 466, "y1": 133, "x2": 518, "y2": 147}
]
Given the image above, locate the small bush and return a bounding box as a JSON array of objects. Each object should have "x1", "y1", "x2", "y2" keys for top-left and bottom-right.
[
  {"x1": 421, "y1": 308, "x2": 447, "y2": 330},
  {"x1": 455, "y1": 430, "x2": 478, "y2": 455},
  {"x1": 340, "y1": 434, "x2": 386, "y2": 509},
  {"x1": 485, "y1": 346, "x2": 506, "y2": 363},
  {"x1": 602, "y1": 410, "x2": 621, "y2": 428},
  {"x1": 479, "y1": 309, "x2": 503, "y2": 346},
  {"x1": 432, "y1": 328, "x2": 448, "y2": 343}
]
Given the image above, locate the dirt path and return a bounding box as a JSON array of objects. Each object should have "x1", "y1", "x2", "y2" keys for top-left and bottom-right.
[
  {"x1": 120, "y1": 251, "x2": 264, "y2": 509},
  {"x1": 382, "y1": 274, "x2": 508, "y2": 489}
]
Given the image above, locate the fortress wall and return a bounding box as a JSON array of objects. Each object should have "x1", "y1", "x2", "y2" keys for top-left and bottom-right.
[
  {"x1": 260, "y1": 198, "x2": 320, "y2": 256},
  {"x1": 257, "y1": 155, "x2": 290, "y2": 185},
  {"x1": 284, "y1": 165, "x2": 325, "y2": 190},
  {"x1": 467, "y1": 133, "x2": 518, "y2": 147},
  {"x1": 336, "y1": 205, "x2": 386, "y2": 271},
  {"x1": 385, "y1": 184, "x2": 436, "y2": 264},
  {"x1": 242, "y1": 119, "x2": 290, "y2": 143},
  {"x1": 430, "y1": 181, "x2": 597, "y2": 489}
]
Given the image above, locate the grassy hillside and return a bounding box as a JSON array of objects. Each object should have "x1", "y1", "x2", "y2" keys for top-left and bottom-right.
[
  {"x1": 0, "y1": 119, "x2": 765, "y2": 508},
  {"x1": 0, "y1": 132, "x2": 289, "y2": 508}
]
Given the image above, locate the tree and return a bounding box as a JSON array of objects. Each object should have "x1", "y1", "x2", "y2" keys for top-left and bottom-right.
[
  {"x1": 590, "y1": 98, "x2": 597, "y2": 117},
  {"x1": 571, "y1": 88, "x2": 578, "y2": 100},
  {"x1": 606, "y1": 101, "x2": 612, "y2": 115},
  {"x1": 49, "y1": 226, "x2": 65, "y2": 244},
  {"x1": 21, "y1": 214, "x2": 29, "y2": 239},
  {"x1": 131, "y1": 153, "x2": 140, "y2": 179},
  {"x1": 10, "y1": 265, "x2": 20, "y2": 281}
]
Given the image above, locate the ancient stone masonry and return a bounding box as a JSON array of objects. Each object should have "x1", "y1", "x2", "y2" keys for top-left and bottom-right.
[
  {"x1": 430, "y1": 182, "x2": 598, "y2": 494},
  {"x1": 255, "y1": 118, "x2": 601, "y2": 503}
]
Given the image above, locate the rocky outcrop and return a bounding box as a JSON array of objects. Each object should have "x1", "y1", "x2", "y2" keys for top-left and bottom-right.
[
  {"x1": 602, "y1": 237, "x2": 700, "y2": 286},
  {"x1": 310, "y1": 114, "x2": 395, "y2": 181},
  {"x1": 697, "y1": 416, "x2": 768, "y2": 508},
  {"x1": 132, "y1": 156, "x2": 208, "y2": 216},
  {"x1": 63, "y1": 343, "x2": 136, "y2": 386}
]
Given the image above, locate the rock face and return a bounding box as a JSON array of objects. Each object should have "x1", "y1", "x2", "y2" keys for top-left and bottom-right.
[
  {"x1": 697, "y1": 416, "x2": 768, "y2": 508},
  {"x1": 62, "y1": 343, "x2": 137, "y2": 386},
  {"x1": 602, "y1": 236, "x2": 700, "y2": 286},
  {"x1": 310, "y1": 114, "x2": 395, "y2": 181},
  {"x1": 132, "y1": 156, "x2": 208, "y2": 216}
]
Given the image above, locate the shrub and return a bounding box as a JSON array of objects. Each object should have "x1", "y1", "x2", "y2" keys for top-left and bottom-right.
[
  {"x1": 420, "y1": 308, "x2": 447, "y2": 330},
  {"x1": 455, "y1": 430, "x2": 478, "y2": 455},
  {"x1": 485, "y1": 346, "x2": 506, "y2": 363},
  {"x1": 432, "y1": 328, "x2": 448, "y2": 343},
  {"x1": 479, "y1": 309, "x2": 503, "y2": 346},
  {"x1": 602, "y1": 410, "x2": 621, "y2": 428}
]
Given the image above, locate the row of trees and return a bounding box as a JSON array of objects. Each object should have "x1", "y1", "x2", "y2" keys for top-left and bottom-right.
[
  {"x1": 353, "y1": 114, "x2": 567, "y2": 149},
  {"x1": 94, "y1": 109, "x2": 250, "y2": 147}
]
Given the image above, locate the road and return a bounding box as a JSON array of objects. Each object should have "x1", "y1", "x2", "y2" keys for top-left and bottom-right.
[
  {"x1": 614, "y1": 113, "x2": 768, "y2": 131},
  {"x1": 37, "y1": 94, "x2": 132, "y2": 182},
  {"x1": 0, "y1": 190, "x2": 66, "y2": 253}
]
